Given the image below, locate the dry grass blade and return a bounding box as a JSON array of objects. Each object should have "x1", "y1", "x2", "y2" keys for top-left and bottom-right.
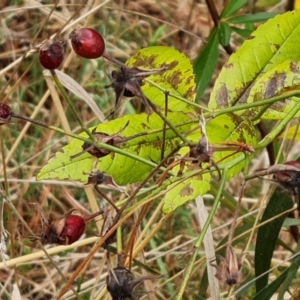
[
  {"x1": 55, "y1": 70, "x2": 106, "y2": 122},
  {"x1": 196, "y1": 196, "x2": 220, "y2": 299}
]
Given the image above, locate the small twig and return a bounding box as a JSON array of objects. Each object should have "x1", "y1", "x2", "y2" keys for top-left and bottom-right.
[
  {"x1": 160, "y1": 91, "x2": 169, "y2": 161},
  {"x1": 205, "y1": 0, "x2": 234, "y2": 55}
]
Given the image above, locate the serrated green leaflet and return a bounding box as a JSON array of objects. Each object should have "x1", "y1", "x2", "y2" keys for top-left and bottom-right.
[
  {"x1": 162, "y1": 114, "x2": 257, "y2": 213},
  {"x1": 37, "y1": 112, "x2": 191, "y2": 185},
  {"x1": 162, "y1": 174, "x2": 211, "y2": 214},
  {"x1": 194, "y1": 28, "x2": 220, "y2": 101},
  {"x1": 207, "y1": 114, "x2": 256, "y2": 178},
  {"x1": 126, "y1": 46, "x2": 195, "y2": 112},
  {"x1": 209, "y1": 10, "x2": 300, "y2": 115},
  {"x1": 221, "y1": 0, "x2": 247, "y2": 18},
  {"x1": 244, "y1": 60, "x2": 300, "y2": 119}
]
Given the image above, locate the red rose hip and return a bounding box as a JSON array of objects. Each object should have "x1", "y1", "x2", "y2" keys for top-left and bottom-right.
[
  {"x1": 0, "y1": 103, "x2": 12, "y2": 125},
  {"x1": 60, "y1": 215, "x2": 86, "y2": 245},
  {"x1": 69, "y1": 28, "x2": 105, "y2": 59},
  {"x1": 38, "y1": 39, "x2": 65, "y2": 70}
]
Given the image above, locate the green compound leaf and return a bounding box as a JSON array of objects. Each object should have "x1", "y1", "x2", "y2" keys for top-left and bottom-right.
[
  {"x1": 209, "y1": 10, "x2": 300, "y2": 117},
  {"x1": 126, "y1": 46, "x2": 195, "y2": 112},
  {"x1": 219, "y1": 22, "x2": 232, "y2": 46},
  {"x1": 194, "y1": 28, "x2": 220, "y2": 101},
  {"x1": 245, "y1": 60, "x2": 300, "y2": 119},
  {"x1": 221, "y1": 0, "x2": 247, "y2": 18},
  {"x1": 227, "y1": 12, "x2": 278, "y2": 24},
  {"x1": 37, "y1": 112, "x2": 191, "y2": 185},
  {"x1": 207, "y1": 114, "x2": 256, "y2": 178},
  {"x1": 162, "y1": 174, "x2": 211, "y2": 214},
  {"x1": 162, "y1": 114, "x2": 257, "y2": 213}
]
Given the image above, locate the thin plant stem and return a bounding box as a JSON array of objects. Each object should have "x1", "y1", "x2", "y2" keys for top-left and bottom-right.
[
  {"x1": 257, "y1": 97, "x2": 300, "y2": 149},
  {"x1": 205, "y1": 0, "x2": 233, "y2": 54},
  {"x1": 147, "y1": 99, "x2": 190, "y2": 145},
  {"x1": 211, "y1": 91, "x2": 300, "y2": 118},
  {"x1": 10, "y1": 113, "x2": 166, "y2": 171},
  {"x1": 177, "y1": 168, "x2": 228, "y2": 300},
  {"x1": 145, "y1": 78, "x2": 209, "y2": 112}
]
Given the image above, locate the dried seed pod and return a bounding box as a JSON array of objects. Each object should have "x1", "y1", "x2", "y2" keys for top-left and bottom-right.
[
  {"x1": 210, "y1": 247, "x2": 241, "y2": 286},
  {"x1": 107, "y1": 267, "x2": 157, "y2": 300},
  {"x1": 85, "y1": 170, "x2": 118, "y2": 187},
  {"x1": 272, "y1": 161, "x2": 300, "y2": 194},
  {"x1": 0, "y1": 103, "x2": 12, "y2": 125},
  {"x1": 107, "y1": 267, "x2": 134, "y2": 299},
  {"x1": 106, "y1": 67, "x2": 144, "y2": 106},
  {"x1": 85, "y1": 170, "x2": 107, "y2": 186},
  {"x1": 105, "y1": 63, "x2": 167, "y2": 115},
  {"x1": 71, "y1": 123, "x2": 129, "y2": 160},
  {"x1": 259, "y1": 161, "x2": 300, "y2": 204},
  {"x1": 82, "y1": 131, "x2": 113, "y2": 158}
]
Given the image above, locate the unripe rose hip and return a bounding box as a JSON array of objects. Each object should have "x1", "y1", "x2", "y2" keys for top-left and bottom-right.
[{"x1": 69, "y1": 28, "x2": 105, "y2": 59}]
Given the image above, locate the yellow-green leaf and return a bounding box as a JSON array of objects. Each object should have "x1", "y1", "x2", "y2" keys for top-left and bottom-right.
[
  {"x1": 245, "y1": 60, "x2": 300, "y2": 119},
  {"x1": 37, "y1": 112, "x2": 191, "y2": 185},
  {"x1": 209, "y1": 10, "x2": 300, "y2": 114},
  {"x1": 162, "y1": 114, "x2": 257, "y2": 213},
  {"x1": 162, "y1": 174, "x2": 211, "y2": 214},
  {"x1": 126, "y1": 46, "x2": 195, "y2": 112}
]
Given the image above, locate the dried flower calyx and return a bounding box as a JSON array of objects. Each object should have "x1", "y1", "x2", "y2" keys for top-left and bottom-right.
[
  {"x1": 71, "y1": 122, "x2": 129, "y2": 159},
  {"x1": 104, "y1": 54, "x2": 167, "y2": 109},
  {"x1": 260, "y1": 161, "x2": 300, "y2": 193},
  {"x1": 107, "y1": 266, "x2": 158, "y2": 300},
  {"x1": 210, "y1": 247, "x2": 241, "y2": 286},
  {"x1": 257, "y1": 161, "x2": 300, "y2": 205}
]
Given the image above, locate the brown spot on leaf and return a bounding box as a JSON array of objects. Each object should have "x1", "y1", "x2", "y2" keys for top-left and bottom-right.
[
  {"x1": 264, "y1": 73, "x2": 286, "y2": 99},
  {"x1": 216, "y1": 83, "x2": 228, "y2": 107},
  {"x1": 152, "y1": 140, "x2": 163, "y2": 150},
  {"x1": 162, "y1": 60, "x2": 179, "y2": 70},
  {"x1": 184, "y1": 86, "x2": 195, "y2": 99},
  {"x1": 272, "y1": 43, "x2": 280, "y2": 51},
  {"x1": 167, "y1": 69, "x2": 183, "y2": 89},
  {"x1": 235, "y1": 83, "x2": 252, "y2": 105},
  {"x1": 185, "y1": 75, "x2": 194, "y2": 85},
  {"x1": 141, "y1": 122, "x2": 150, "y2": 130},
  {"x1": 290, "y1": 61, "x2": 300, "y2": 73},
  {"x1": 179, "y1": 183, "x2": 194, "y2": 197}
]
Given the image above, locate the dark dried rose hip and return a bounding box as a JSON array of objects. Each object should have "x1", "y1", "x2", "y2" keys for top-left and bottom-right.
[
  {"x1": 0, "y1": 103, "x2": 12, "y2": 125},
  {"x1": 69, "y1": 28, "x2": 105, "y2": 59},
  {"x1": 38, "y1": 40, "x2": 65, "y2": 70}
]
